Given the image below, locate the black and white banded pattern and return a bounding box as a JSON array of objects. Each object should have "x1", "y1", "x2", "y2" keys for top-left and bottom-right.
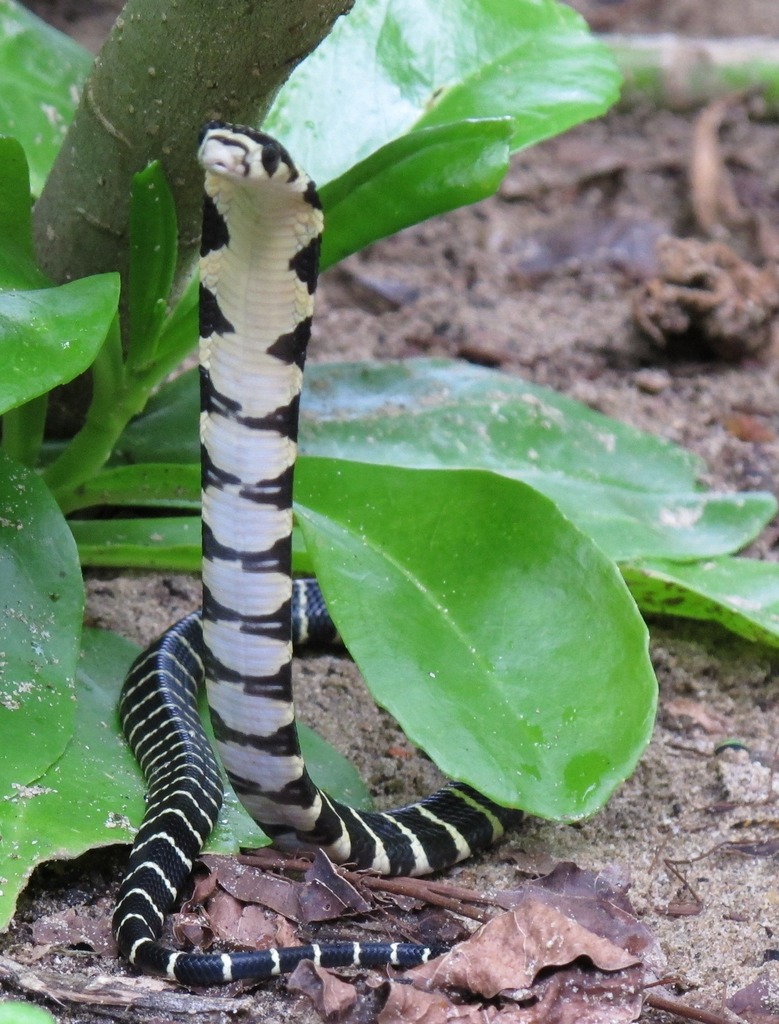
[{"x1": 113, "y1": 123, "x2": 519, "y2": 985}]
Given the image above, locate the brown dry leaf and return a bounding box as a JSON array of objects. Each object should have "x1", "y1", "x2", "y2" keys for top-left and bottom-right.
[
  {"x1": 302, "y1": 849, "x2": 373, "y2": 922},
  {"x1": 287, "y1": 960, "x2": 358, "y2": 1021},
  {"x1": 204, "y1": 889, "x2": 299, "y2": 950},
  {"x1": 497, "y1": 862, "x2": 663, "y2": 972},
  {"x1": 727, "y1": 966, "x2": 779, "y2": 1023},
  {"x1": 378, "y1": 984, "x2": 485, "y2": 1024},
  {"x1": 411, "y1": 898, "x2": 639, "y2": 999},
  {"x1": 198, "y1": 852, "x2": 371, "y2": 925},
  {"x1": 724, "y1": 414, "x2": 776, "y2": 444},
  {"x1": 31, "y1": 908, "x2": 116, "y2": 957}
]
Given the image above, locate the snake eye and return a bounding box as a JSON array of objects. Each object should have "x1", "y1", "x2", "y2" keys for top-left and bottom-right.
[{"x1": 260, "y1": 144, "x2": 282, "y2": 178}]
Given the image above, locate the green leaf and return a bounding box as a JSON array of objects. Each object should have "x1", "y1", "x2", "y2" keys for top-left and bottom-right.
[
  {"x1": 0, "y1": 1005, "x2": 56, "y2": 1024},
  {"x1": 297, "y1": 360, "x2": 776, "y2": 561},
  {"x1": 623, "y1": 556, "x2": 779, "y2": 648},
  {"x1": 114, "y1": 367, "x2": 199, "y2": 464},
  {"x1": 61, "y1": 463, "x2": 200, "y2": 515},
  {"x1": 298, "y1": 723, "x2": 372, "y2": 811},
  {"x1": 0, "y1": 275, "x2": 120, "y2": 415},
  {"x1": 296, "y1": 458, "x2": 657, "y2": 820},
  {"x1": 0, "y1": 452, "x2": 83, "y2": 802},
  {"x1": 0, "y1": 1, "x2": 91, "y2": 194},
  {"x1": 69, "y1": 516, "x2": 201, "y2": 571},
  {"x1": 267, "y1": 0, "x2": 619, "y2": 186},
  {"x1": 127, "y1": 162, "x2": 178, "y2": 370},
  {"x1": 0, "y1": 136, "x2": 47, "y2": 291},
  {"x1": 320, "y1": 119, "x2": 512, "y2": 269},
  {"x1": 112, "y1": 360, "x2": 775, "y2": 568}
]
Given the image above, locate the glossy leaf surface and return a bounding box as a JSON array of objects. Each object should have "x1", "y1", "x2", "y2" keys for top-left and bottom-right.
[
  {"x1": 0, "y1": 452, "x2": 82, "y2": 811},
  {"x1": 0, "y1": 275, "x2": 120, "y2": 415},
  {"x1": 297, "y1": 458, "x2": 657, "y2": 819},
  {"x1": 267, "y1": 0, "x2": 619, "y2": 185},
  {"x1": 0, "y1": 1, "x2": 90, "y2": 194},
  {"x1": 298, "y1": 360, "x2": 775, "y2": 561}
]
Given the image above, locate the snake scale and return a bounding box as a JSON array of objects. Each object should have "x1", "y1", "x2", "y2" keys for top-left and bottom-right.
[{"x1": 112, "y1": 122, "x2": 518, "y2": 985}]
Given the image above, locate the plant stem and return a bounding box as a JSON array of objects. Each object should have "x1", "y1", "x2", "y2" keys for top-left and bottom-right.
[
  {"x1": 607, "y1": 34, "x2": 779, "y2": 111},
  {"x1": 1, "y1": 396, "x2": 48, "y2": 467},
  {"x1": 43, "y1": 317, "x2": 136, "y2": 496}
]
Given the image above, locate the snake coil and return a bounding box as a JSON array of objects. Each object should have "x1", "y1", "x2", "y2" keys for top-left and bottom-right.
[{"x1": 113, "y1": 123, "x2": 518, "y2": 985}]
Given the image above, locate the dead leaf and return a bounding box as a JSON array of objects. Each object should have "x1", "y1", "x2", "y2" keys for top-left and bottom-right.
[
  {"x1": 411, "y1": 899, "x2": 639, "y2": 999},
  {"x1": 303, "y1": 849, "x2": 373, "y2": 921},
  {"x1": 498, "y1": 862, "x2": 663, "y2": 972},
  {"x1": 287, "y1": 960, "x2": 358, "y2": 1020},
  {"x1": 724, "y1": 414, "x2": 776, "y2": 444},
  {"x1": 31, "y1": 908, "x2": 116, "y2": 957},
  {"x1": 727, "y1": 967, "x2": 779, "y2": 1023}
]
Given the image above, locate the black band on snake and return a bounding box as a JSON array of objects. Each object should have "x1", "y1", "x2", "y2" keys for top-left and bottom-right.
[{"x1": 112, "y1": 122, "x2": 518, "y2": 986}]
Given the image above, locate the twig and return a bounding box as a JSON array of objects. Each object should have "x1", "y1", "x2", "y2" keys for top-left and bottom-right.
[{"x1": 646, "y1": 991, "x2": 736, "y2": 1024}]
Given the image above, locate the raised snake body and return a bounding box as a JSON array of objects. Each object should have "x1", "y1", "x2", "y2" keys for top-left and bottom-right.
[{"x1": 112, "y1": 123, "x2": 517, "y2": 985}]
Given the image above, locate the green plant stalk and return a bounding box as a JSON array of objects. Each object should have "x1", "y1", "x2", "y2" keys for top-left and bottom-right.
[
  {"x1": 43, "y1": 281, "x2": 200, "y2": 505},
  {"x1": 1, "y1": 394, "x2": 47, "y2": 466},
  {"x1": 608, "y1": 34, "x2": 779, "y2": 111}
]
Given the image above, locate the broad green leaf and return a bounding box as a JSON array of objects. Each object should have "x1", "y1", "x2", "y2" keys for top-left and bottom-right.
[
  {"x1": 320, "y1": 119, "x2": 512, "y2": 269},
  {"x1": 297, "y1": 360, "x2": 775, "y2": 561},
  {"x1": 0, "y1": 452, "x2": 83, "y2": 801},
  {"x1": 267, "y1": 0, "x2": 619, "y2": 185},
  {"x1": 0, "y1": 136, "x2": 47, "y2": 290},
  {"x1": 0, "y1": 1, "x2": 91, "y2": 194},
  {"x1": 127, "y1": 162, "x2": 178, "y2": 370},
  {"x1": 112, "y1": 360, "x2": 775, "y2": 566},
  {"x1": 0, "y1": 627, "x2": 368, "y2": 930},
  {"x1": 623, "y1": 557, "x2": 779, "y2": 648},
  {"x1": 69, "y1": 515, "x2": 200, "y2": 570},
  {"x1": 0, "y1": 275, "x2": 120, "y2": 415},
  {"x1": 296, "y1": 458, "x2": 657, "y2": 819},
  {"x1": 61, "y1": 463, "x2": 200, "y2": 515}
]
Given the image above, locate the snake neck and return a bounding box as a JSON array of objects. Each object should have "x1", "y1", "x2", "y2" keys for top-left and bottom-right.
[{"x1": 199, "y1": 156, "x2": 324, "y2": 830}]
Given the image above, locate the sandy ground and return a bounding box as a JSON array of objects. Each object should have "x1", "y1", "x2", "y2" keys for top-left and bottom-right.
[{"x1": 3, "y1": 1, "x2": 779, "y2": 1022}]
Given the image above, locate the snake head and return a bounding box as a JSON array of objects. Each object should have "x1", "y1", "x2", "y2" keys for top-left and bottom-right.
[{"x1": 198, "y1": 121, "x2": 300, "y2": 186}]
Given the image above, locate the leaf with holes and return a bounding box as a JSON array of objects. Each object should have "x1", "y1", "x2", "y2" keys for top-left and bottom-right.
[{"x1": 296, "y1": 457, "x2": 657, "y2": 819}]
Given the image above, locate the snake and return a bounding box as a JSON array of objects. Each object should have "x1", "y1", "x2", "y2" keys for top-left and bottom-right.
[{"x1": 112, "y1": 122, "x2": 518, "y2": 986}]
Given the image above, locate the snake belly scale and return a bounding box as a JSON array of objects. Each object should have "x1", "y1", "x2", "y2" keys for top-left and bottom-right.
[{"x1": 112, "y1": 122, "x2": 518, "y2": 985}]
